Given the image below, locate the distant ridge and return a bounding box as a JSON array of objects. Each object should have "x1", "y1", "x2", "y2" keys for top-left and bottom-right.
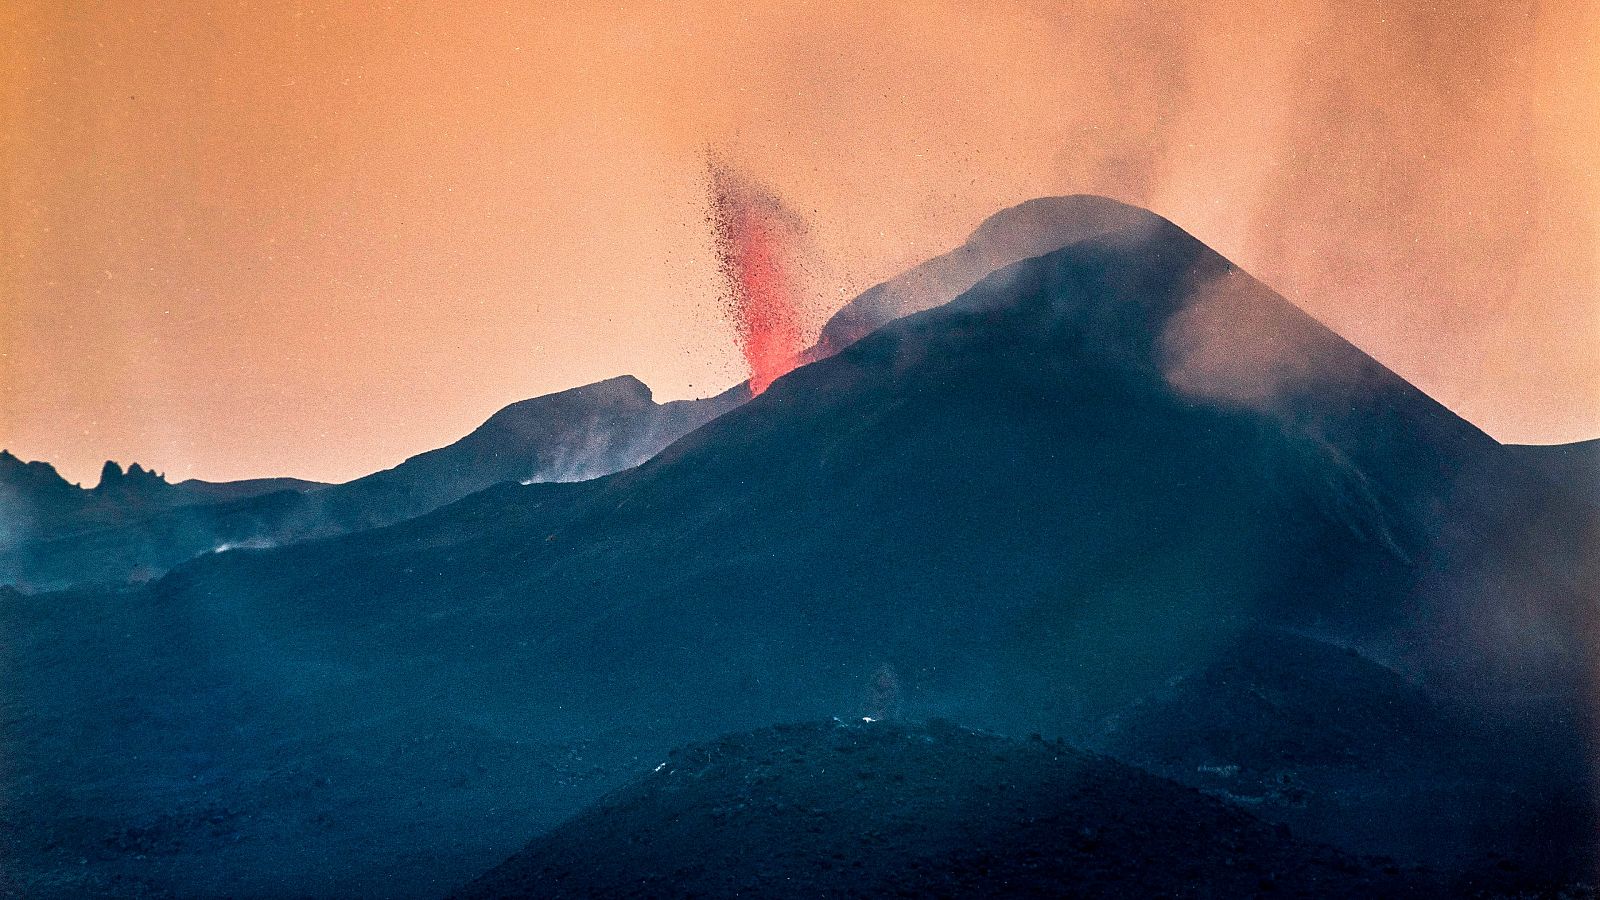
[
  {"x1": 0, "y1": 376, "x2": 748, "y2": 590},
  {"x1": 0, "y1": 449, "x2": 321, "y2": 504},
  {"x1": 305, "y1": 374, "x2": 750, "y2": 529}
]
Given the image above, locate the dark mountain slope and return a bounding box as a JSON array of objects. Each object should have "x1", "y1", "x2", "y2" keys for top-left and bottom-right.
[
  {"x1": 1507, "y1": 438, "x2": 1599, "y2": 505},
  {"x1": 1097, "y1": 628, "x2": 1593, "y2": 875},
  {"x1": 3, "y1": 200, "x2": 1591, "y2": 896},
  {"x1": 455, "y1": 720, "x2": 1443, "y2": 899},
  {"x1": 810, "y1": 202, "x2": 1596, "y2": 679}
]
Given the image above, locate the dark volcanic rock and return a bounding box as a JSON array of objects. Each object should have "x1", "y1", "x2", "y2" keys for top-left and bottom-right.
[
  {"x1": 1097, "y1": 628, "x2": 1595, "y2": 876},
  {"x1": 454, "y1": 720, "x2": 1442, "y2": 899},
  {"x1": 93, "y1": 461, "x2": 174, "y2": 500},
  {"x1": 1506, "y1": 438, "x2": 1599, "y2": 505}
]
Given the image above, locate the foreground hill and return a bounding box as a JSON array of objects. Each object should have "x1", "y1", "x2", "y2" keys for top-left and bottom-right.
[
  {"x1": 455, "y1": 720, "x2": 1442, "y2": 899},
  {"x1": 2, "y1": 198, "x2": 1592, "y2": 896}
]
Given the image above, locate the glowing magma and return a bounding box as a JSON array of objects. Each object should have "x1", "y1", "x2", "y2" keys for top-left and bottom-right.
[{"x1": 707, "y1": 159, "x2": 808, "y2": 395}]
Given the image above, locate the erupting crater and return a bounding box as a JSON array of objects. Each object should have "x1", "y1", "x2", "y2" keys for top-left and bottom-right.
[{"x1": 706, "y1": 156, "x2": 811, "y2": 395}]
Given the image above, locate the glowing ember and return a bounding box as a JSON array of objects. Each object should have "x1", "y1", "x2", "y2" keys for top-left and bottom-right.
[{"x1": 706, "y1": 156, "x2": 809, "y2": 395}]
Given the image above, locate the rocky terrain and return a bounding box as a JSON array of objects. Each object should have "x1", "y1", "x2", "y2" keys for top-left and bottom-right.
[{"x1": 455, "y1": 719, "x2": 1445, "y2": 899}]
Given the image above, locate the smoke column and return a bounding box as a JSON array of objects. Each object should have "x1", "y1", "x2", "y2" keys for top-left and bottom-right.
[{"x1": 706, "y1": 155, "x2": 810, "y2": 395}]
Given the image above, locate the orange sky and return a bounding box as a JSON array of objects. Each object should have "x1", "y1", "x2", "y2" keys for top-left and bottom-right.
[{"x1": 3, "y1": 0, "x2": 1596, "y2": 485}]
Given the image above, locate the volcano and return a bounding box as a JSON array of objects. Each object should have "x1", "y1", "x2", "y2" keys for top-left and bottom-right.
[
  {"x1": 3, "y1": 194, "x2": 1412, "y2": 593},
  {"x1": 1, "y1": 198, "x2": 1593, "y2": 897}
]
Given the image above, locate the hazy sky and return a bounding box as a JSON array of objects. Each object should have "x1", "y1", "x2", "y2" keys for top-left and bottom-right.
[{"x1": 3, "y1": 0, "x2": 1596, "y2": 484}]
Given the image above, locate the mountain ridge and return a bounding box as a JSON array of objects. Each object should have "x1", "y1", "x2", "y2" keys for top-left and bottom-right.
[{"x1": 0, "y1": 375, "x2": 749, "y2": 590}]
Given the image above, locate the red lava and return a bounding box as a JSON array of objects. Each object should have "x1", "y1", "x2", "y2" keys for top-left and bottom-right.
[{"x1": 706, "y1": 157, "x2": 809, "y2": 395}]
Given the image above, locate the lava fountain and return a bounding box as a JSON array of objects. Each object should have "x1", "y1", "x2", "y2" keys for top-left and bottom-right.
[{"x1": 706, "y1": 156, "x2": 811, "y2": 395}]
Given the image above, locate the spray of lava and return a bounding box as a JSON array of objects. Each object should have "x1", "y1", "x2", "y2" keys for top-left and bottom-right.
[{"x1": 706, "y1": 155, "x2": 811, "y2": 395}]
